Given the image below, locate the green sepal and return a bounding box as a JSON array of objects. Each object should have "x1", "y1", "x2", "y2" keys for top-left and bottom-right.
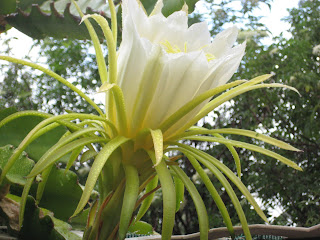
[
  {"x1": 0, "y1": 108, "x2": 67, "y2": 163},
  {"x1": 135, "y1": 175, "x2": 159, "y2": 222},
  {"x1": 171, "y1": 165, "x2": 209, "y2": 240}
]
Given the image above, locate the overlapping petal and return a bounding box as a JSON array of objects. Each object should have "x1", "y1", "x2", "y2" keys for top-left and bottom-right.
[{"x1": 117, "y1": 0, "x2": 246, "y2": 137}]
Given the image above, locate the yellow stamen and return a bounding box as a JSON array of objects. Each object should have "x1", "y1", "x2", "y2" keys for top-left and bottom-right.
[
  {"x1": 160, "y1": 40, "x2": 216, "y2": 62},
  {"x1": 206, "y1": 53, "x2": 216, "y2": 61},
  {"x1": 160, "y1": 40, "x2": 182, "y2": 54}
]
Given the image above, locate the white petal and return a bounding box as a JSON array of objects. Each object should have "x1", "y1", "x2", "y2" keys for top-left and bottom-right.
[
  {"x1": 204, "y1": 26, "x2": 239, "y2": 58},
  {"x1": 118, "y1": 0, "x2": 246, "y2": 136},
  {"x1": 186, "y1": 22, "x2": 211, "y2": 51},
  {"x1": 165, "y1": 42, "x2": 246, "y2": 136},
  {"x1": 144, "y1": 51, "x2": 209, "y2": 129},
  {"x1": 122, "y1": 0, "x2": 148, "y2": 36},
  {"x1": 146, "y1": 13, "x2": 188, "y2": 49},
  {"x1": 201, "y1": 41, "x2": 246, "y2": 91},
  {"x1": 129, "y1": 46, "x2": 164, "y2": 135},
  {"x1": 150, "y1": 0, "x2": 164, "y2": 15},
  {"x1": 117, "y1": 10, "x2": 151, "y2": 122}
]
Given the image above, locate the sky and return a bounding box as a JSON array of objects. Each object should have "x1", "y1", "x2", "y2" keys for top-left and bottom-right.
[{"x1": 255, "y1": 0, "x2": 299, "y2": 37}]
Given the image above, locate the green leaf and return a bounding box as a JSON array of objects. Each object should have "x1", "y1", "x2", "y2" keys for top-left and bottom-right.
[
  {"x1": 0, "y1": 145, "x2": 34, "y2": 186},
  {"x1": 185, "y1": 153, "x2": 235, "y2": 238},
  {"x1": 174, "y1": 143, "x2": 268, "y2": 223},
  {"x1": 17, "y1": 0, "x2": 110, "y2": 13},
  {"x1": 128, "y1": 221, "x2": 153, "y2": 235},
  {"x1": 28, "y1": 136, "x2": 107, "y2": 177},
  {"x1": 65, "y1": 146, "x2": 83, "y2": 172},
  {"x1": 13, "y1": 195, "x2": 81, "y2": 240},
  {"x1": 80, "y1": 149, "x2": 97, "y2": 163},
  {"x1": 213, "y1": 133, "x2": 242, "y2": 178},
  {"x1": 141, "y1": 0, "x2": 161, "y2": 15},
  {"x1": 37, "y1": 166, "x2": 83, "y2": 221},
  {"x1": 185, "y1": 0, "x2": 199, "y2": 13},
  {"x1": 69, "y1": 208, "x2": 90, "y2": 230},
  {"x1": 0, "y1": 108, "x2": 67, "y2": 163},
  {"x1": 173, "y1": 145, "x2": 253, "y2": 239},
  {"x1": 52, "y1": 216, "x2": 82, "y2": 240}
]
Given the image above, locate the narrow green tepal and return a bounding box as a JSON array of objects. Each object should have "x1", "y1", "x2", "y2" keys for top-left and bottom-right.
[{"x1": 0, "y1": 145, "x2": 34, "y2": 186}]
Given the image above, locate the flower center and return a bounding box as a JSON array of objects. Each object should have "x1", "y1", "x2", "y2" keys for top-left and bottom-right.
[{"x1": 160, "y1": 40, "x2": 215, "y2": 62}]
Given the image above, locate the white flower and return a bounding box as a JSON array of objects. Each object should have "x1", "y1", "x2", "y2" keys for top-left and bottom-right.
[
  {"x1": 117, "y1": 0, "x2": 246, "y2": 138},
  {"x1": 312, "y1": 44, "x2": 320, "y2": 56}
]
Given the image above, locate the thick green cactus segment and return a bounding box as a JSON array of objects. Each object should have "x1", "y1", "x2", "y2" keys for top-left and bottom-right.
[
  {"x1": 0, "y1": 0, "x2": 200, "y2": 39},
  {"x1": 38, "y1": 166, "x2": 83, "y2": 221},
  {"x1": 0, "y1": 0, "x2": 16, "y2": 15},
  {"x1": 19, "y1": 195, "x2": 81, "y2": 240},
  {"x1": 1, "y1": 0, "x2": 111, "y2": 39},
  {"x1": 0, "y1": 108, "x2": 67, "y2": 163}
]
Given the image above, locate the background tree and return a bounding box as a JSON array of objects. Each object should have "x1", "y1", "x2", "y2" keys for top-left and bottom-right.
[{"x1": 211, "y1": 0, "x2": 320, "y2": 227}]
